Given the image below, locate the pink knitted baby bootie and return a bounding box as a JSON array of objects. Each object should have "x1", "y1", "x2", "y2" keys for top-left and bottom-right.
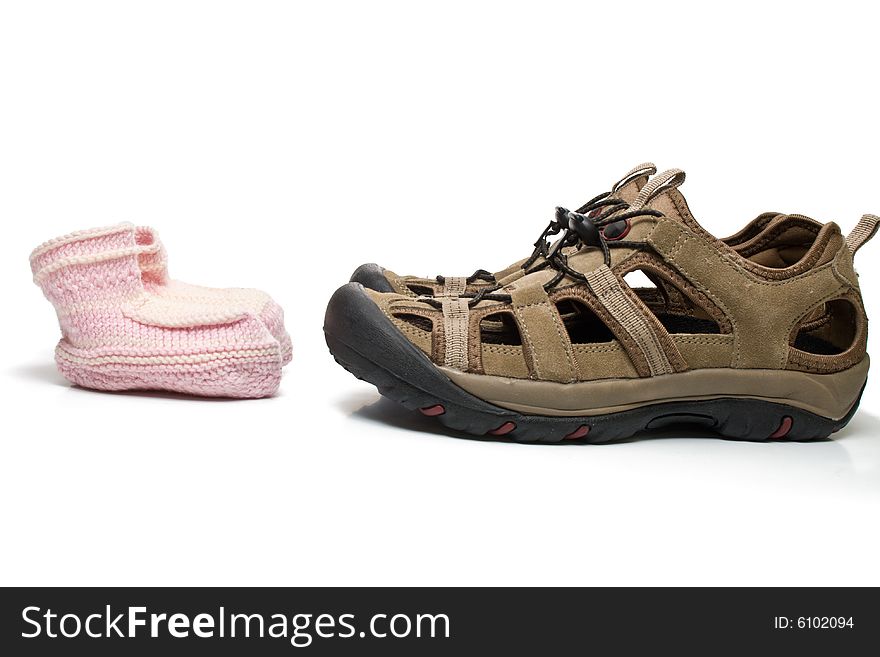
[
  {"x1": 134, "y1": 226, "x2": 292, "y2": 365},
  {"x1": 30, "y1": 224, "x2": 284, "y2": 398}
]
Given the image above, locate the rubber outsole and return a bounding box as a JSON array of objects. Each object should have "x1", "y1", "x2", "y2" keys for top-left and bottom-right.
[
  {"x1": 349, "y1": 263, "x2": 395, "y2": 293},
  {"x1": 324, "y1": 282, "x2": 865, "y2": 443}
]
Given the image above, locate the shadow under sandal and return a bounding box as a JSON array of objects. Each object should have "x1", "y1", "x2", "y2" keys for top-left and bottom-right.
[
  {"x1": 31, "y1": 224, "x2": 283, "y2": 398},
  {"x1": 325, "y1": 168, "x2": 878, "y2": 442}
]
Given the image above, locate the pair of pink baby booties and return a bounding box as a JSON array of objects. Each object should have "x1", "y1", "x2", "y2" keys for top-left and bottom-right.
[{"x1": 30, "y1": 224, "x2": 291, "y2": 398}]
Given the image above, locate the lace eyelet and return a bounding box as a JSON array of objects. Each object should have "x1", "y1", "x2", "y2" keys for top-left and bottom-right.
[{"x1": 601, "y1": 218, "x2": 631, "y2": 241}]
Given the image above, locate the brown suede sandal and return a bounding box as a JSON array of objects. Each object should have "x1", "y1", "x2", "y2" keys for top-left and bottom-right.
[
  {"x1": 349, "y1": 163, "x2": 820, "y2": 300},
  {"x1": 326, "y1": 168, "x2": 877, "y2": 443}
]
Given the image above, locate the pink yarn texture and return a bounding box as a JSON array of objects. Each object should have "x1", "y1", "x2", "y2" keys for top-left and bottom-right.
[{"x1": 30, "y1": 223, "x2": 290, "y2": 398}]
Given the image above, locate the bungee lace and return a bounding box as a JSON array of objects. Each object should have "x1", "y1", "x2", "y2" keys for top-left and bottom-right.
[{"x1": 422, "y1": 195, "x2": 661, "y2": 309}]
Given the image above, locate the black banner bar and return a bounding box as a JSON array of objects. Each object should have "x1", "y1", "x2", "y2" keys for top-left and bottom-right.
[{"x1": 1, "y1": 587, "x2": 876, "y2": 655}]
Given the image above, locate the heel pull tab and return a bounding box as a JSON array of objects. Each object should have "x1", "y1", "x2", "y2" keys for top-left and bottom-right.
[{"x1": 845, "y1": 214, "x2": 880, "y2": 256}]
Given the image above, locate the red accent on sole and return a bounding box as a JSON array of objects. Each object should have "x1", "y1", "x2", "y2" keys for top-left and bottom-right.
[
  {"x1": 420, "y1": 404, "x2": 446, "y2": 417},
  {"x1": 564, "y1": 425, "x2": 591, "y2": 440},
  {"x1": 769, "y1": 416, "x2": 793, "y2": 439},
  {"x1": 488, "y1": 422, "x2": 516, "y2": 436}
]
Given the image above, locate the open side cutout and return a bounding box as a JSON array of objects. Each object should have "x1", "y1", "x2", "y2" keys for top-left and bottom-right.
[
  {"x1": 623, "y1": 270, "x2": 664, "y2": 307},
  {"x1": 654, "y1": 314, "x2": 721, "y2": 335},
  {"x1": 621, "y1": 265, "x2": 723, "y2": 335},
  {"x1": 623, "y1": 270, "x2": 657, "y2": 290},
  {"x1": 480, "y1": 312, "x2": 522, "y2": 346},
  {"x1": 556, "y1": 299, "x2": 615, "y2": 344},
  {"x1": 406, "y1": 284, "x2": 435, "y2": 297},
  {"x1": 392, "y1": 313, "x2": 433, "y2": 332},
  {"x1": 792, "y1": 299, "x2": 858, "y2": 355}
]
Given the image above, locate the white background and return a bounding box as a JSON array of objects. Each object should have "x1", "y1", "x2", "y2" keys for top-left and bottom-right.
[{"x1": 1, "y1": 1, "x2": 878, "y2": 587}]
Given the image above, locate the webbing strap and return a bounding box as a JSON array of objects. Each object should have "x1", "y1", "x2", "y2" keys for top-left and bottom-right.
[
  {"x1": 585, "y1": 265, "x2": 675, "y2": 376},
  {"x1": 612, "y1": 162, "x2": 658, "y2": 192},
  {"x1": 438, "y1": 276, "x2": 467, "y2": 297},
  {"x1": 441, "y1": 297, "x2": 470, "y2": 371},
  {"x1": 845, "y1": 214, "x2": 880, "y2": 256}
]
